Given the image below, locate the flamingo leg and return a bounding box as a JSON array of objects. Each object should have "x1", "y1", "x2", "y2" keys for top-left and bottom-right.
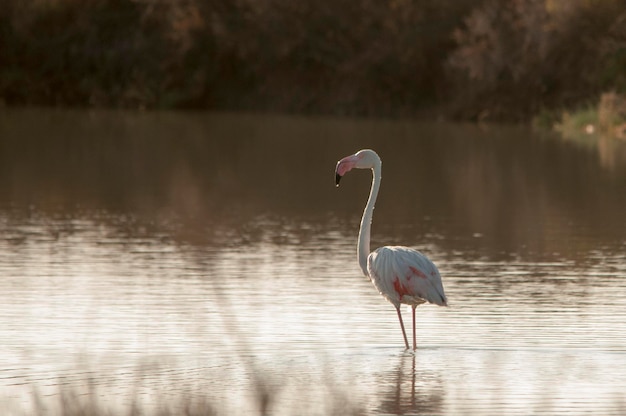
[
  {"x1": 412, "y1": 305, "x2": 417, "y2": 350},
  {"x1": 395, "y1": 306, "x2": 410, "y2": 349}
]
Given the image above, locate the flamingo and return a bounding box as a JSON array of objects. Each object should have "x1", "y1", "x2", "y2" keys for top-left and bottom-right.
[{"x1": 335, "y1": 149, "x2": 447, "y2": 350}]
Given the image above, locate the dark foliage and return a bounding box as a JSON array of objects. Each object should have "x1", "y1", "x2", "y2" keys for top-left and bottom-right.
[
  {"x1": 0, "y1": 0, "x2": 625, "y2": 121},
  {"x1": 447, "y1": 0, "x2": 626, "y2": 121}
]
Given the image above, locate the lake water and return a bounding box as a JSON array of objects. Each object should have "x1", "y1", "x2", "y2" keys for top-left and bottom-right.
[{"x1": 0, "y1": 109, "x2": 625, "y2": 415}]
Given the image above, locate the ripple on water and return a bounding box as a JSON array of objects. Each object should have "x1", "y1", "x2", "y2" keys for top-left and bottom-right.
[{"x1": 0, "y1": 218, "x2": 625, "y2": 415}]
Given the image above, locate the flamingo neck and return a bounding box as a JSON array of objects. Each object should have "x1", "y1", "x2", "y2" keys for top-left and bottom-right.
[{"x1": 358, "y1": 160, "x2": 381, "y2": 276}]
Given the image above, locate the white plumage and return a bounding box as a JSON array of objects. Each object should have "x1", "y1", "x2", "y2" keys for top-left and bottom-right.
[
  {"x1": 335, "y1": 149, "x2": 448, "y2": 350},
  {"x1": 368, "y1": 246, "x2": 447, "y2": 308}
]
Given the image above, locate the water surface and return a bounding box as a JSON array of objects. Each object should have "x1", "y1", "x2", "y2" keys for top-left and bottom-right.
[{"x1": 1, "y1": 109, "x2": 625, "y2": 415}]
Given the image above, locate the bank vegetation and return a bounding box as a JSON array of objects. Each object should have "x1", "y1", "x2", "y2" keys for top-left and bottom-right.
[{"x1": 1, "y1": 0, "x2": 625, "y2": 123}]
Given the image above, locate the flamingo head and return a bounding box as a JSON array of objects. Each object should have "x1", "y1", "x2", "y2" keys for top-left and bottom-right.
[{"x1": 335, "y1": 149, "x2": 381, "y2": 186}]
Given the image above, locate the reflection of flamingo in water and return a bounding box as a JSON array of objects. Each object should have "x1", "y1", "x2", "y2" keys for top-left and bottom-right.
[
  {"x1": 335, "y1": 149, "x2": 448, "y2": 350},
  {"x1": 379, "y1": 353, "x2": 445, "y2": 414}
]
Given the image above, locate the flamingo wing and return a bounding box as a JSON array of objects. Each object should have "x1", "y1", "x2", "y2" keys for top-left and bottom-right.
[{"x1": 367, "y1": 246, "x2": 447, "y2": 308}]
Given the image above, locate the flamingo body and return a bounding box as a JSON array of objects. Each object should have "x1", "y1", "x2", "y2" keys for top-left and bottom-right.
[
  {"x1": 335, "y1": 149, "x2": 447, "y2": 350},
  {"x1": 368, "y1": 246, "x2": 447, "y2": 309}
]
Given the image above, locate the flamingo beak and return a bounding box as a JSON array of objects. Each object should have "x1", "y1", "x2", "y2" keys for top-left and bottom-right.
[{"x1": 335, "y1": 154, "x2": 358, "y2": 187}]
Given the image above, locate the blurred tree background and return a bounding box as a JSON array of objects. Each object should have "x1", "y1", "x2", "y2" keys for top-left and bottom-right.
[{"x1": 0, "y1": 0, "x2": 625, "y2": 121}]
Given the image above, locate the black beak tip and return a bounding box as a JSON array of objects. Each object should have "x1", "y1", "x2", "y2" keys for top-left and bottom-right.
[{"x1": 335, "y1": 173, "x2": 342, "y2": 187}]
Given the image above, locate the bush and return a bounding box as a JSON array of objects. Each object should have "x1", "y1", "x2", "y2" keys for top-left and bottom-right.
[
  {"x1": 1, "y1": 0, "x2": 625, "y2": 120},
  {"x1": 447, "y1": 0, "x2": 626, "y2": 121},
  {"x1": 0, "y1": 0, "x2": 472, "y2": 114}
]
